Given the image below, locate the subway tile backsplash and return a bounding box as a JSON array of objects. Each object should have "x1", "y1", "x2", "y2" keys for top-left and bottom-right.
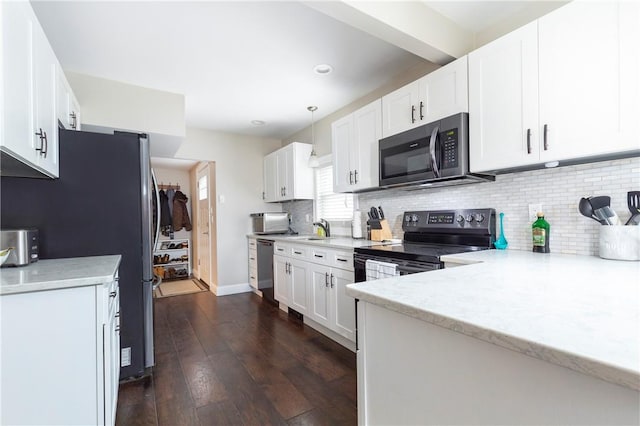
[
  {"x1": 358, "y1": 157, "x2": 640, "y2": 256},
  {"x1": 283, "y1": 157, "x2": 639, "y2": 256}
]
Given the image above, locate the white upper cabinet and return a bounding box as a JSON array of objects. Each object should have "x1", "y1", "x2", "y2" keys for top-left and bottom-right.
[
  {"x1": 421, "y1": 56, "x2": 468, "y2": 124},
  {"x1": 469, "y1": 22, "x2": 539, "y2": 172},
  {"x1": 263, "y1": 142, "x2": 313, "y2": 202},
  {"x1": 381, "y1": 80, "x2": 421, "y2": 138},
  {"x1": 1, "y1": 1, "x2": 81, "y2": 178},
  {"x1": 56, "y1": 68, "x2": 81, "y2": 131},
  {"x1": 470, "y1": 0, "x2": 639, "y2": 173},
  {"x1": 382, "y1": 56, "x2": 468, "y2": 138},
  {"x1": 537, "y1": 0, "x2": 639, "y2": 161},
  {"x1": 332, "y1": 99, "x2": 382, "y2": 193},
  {"x1": 263, "y1": 151, "x2": 278, "y2": 202}
]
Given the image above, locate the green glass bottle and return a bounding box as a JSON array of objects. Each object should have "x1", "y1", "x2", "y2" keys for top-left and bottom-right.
[{"x1": 532, "y1": 212, "x2": 550, "y2": 253}]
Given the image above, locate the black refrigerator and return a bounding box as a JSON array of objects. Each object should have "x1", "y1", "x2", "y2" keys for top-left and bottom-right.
[{"x1": 0, "y1": 128, "x2": 157, "y2": 379}]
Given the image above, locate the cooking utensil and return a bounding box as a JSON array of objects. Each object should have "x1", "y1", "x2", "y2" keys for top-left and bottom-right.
[
  {"x1": 594, "y1": 206, "x2": 620, "y2": 225},
  {"x1": 378, "y1": 206, "x2": 385, "y2": 219},
  {"x1": 625, "y1": 191, "x2": 640, "y2": 225},
  {"x1": 579, "y1": 197, "x2": 605, "y2": 224},
  {"x1": 587, "y1": 195, "x2": 611, "y2": 211},
  {"x1": 494, "y1": 212, "x2": 508, "y2": 249}
]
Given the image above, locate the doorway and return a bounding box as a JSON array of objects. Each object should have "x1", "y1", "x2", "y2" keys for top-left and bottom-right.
[{"x1": 194, "y1": 162, "x2": 217, "y2": 290}]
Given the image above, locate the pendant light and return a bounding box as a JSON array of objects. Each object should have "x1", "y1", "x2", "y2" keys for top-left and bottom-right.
[{"x1": 307, "y1": 106, "x2": 320, "y2": 168}]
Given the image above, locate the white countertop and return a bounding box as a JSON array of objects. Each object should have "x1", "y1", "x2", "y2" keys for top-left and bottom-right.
[
  {"x1": 347, "y1": 249, "x2": 640, "y2": 391},
  {"x1": 0, "y1": 255, "x2": 122, "y2": 295},
  {"x1": 247, "y1": 234, "x2": 400, "y2": 250}
]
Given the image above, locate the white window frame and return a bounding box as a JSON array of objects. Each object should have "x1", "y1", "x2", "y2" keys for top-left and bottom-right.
[{"x1": 313, "y1": 155, "x2": 354, "y2": 223}]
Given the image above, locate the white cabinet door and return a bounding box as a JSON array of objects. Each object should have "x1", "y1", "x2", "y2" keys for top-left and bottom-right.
[
  {"x1": 31, "y1": 10, "x2": 58, "y2": 177},
  {"x1": 332, "y1": 114, "x2": 353, "y2": 193},
  {"x1": 330, "y1": 268, "x2": 356, "y2": 342},
  {"x1": 351, "y1": 99, "x2": 381, "y2": 191},
  {"x1": 276, "y1": 148, "x2": 290, "y2": 201},
  {"x1": 56, "y1": 67, "x2": 80, "y2": 131},
  {"x1": 309, "y1": 264, "x2": 331, "y2": 329},
  {"x1": 289, "y1": 258, "x2": 309, "y2": 315},
  {"x1": 273, "y1": 255, "x2": 290, "y2": 305},
  {"x1": 1, "y1": 1, "x2": 38, "y2": 165},
  {"x1": 332, "y1": 99, "x2": 382, "y2": 193},
  {"x1": 469, "y1": 21, "x2": 539, "y2": 173},
  {"x1": 421, "y1": 56, "x2": 468, "y2": 123},
  {"x1": 538, "y1": 0, "x2": 640, "y2": 161},
  {"x1": 263, "y1": 152, "x2": 278, "y2": 202},
  {"x1": 381, "y1": 80, "x2": 421, "y2": 138}
]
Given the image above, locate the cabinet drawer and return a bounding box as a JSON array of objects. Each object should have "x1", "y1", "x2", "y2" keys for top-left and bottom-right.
[
  {"x1": 274, "y1": 242, "x2": 290, "y2": 255},
  {"x1": 310, "y1": 248, "x2": 329, "y2": 264},
  {"x1": 289, "y1": 245, "x2": 308, "y2": 259},
  {"x1": 331, "y1": 250, "x2": 353, "y2": 271}
]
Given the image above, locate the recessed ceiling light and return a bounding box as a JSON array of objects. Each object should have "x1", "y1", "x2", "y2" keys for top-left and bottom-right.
[
  {"x1": 313, "y1": 64, "x2": 333, "y2": 75},
  {"x1": 251, "y1": 120, "x2": 266, "y2": 126}
]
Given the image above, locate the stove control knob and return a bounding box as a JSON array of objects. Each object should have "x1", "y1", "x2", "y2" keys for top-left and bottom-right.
[
  {"x1": 456, "y1": 215, "x2": 465, "y2": 224},
  {"x1": 465, "y1": 214, "x2": 474, "y2": 223},
  {"x1": 473, "y1": 213, "x2": 485, "y2": 223},
  {"x1": 405, "y1": 215, "x2": 411, "y2": 222},
  {"x1": 411, "y1": 214, "x2": 419, "y2": 223}
]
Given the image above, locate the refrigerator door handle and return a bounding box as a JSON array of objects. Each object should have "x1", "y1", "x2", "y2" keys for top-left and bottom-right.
[{"x1": 151, "y1": 168, "x2": 161, "y2": 251}]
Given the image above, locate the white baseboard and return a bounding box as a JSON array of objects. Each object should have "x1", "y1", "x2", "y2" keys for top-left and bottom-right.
[
  {"x1": 304, "y1": 316, "x2": 356, "y2": 352},
  {"x1": 213, "y1": 282, "x2": 253, "y2": 296}
]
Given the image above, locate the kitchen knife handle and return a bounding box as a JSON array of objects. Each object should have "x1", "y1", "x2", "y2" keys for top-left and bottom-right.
[
  {"x1": 526, "y1": 128, "x2": 532, "y2": 154},
  {"x1": 543, "y1": 124, "x2": 549, "y2": 150},
  {"x1": 411, "y1": 105, "x2": 416, "y2": 123}
]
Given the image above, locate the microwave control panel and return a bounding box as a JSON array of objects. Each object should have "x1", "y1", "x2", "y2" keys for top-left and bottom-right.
[{"x1": 441, "y1": 128, "x2": 458, "y2": 169}]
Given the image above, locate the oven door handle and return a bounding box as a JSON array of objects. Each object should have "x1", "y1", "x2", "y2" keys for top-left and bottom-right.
[{"x1": 429, "y1": 125, "x2": 440, "y2": 178}]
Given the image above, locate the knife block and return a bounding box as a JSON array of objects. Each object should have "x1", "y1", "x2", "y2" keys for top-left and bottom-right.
[{"x1": 370, "y1": 219, "x2": 393, "y2": 241}]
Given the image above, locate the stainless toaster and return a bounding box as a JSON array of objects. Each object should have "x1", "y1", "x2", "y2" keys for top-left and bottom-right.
[
  {"x1": 250, "y1": 212, "x2": 289, "y2": 234},
  {"x1": 0, "y1": 229, "x2": 39, "y2": 266}
]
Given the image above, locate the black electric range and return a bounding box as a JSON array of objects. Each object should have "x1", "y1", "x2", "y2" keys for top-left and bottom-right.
[{"x1": 354, "y1": 209, "x2": 496, "y2": 281}]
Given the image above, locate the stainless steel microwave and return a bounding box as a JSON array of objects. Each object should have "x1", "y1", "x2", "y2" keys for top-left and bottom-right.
[{"x1": 379, "y1": 113, "x2": 493, "y2": 188}]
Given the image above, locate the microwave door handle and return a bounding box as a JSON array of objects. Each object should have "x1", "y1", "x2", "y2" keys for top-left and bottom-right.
[{"x1": 429, "y1": 126, "x2": 440, "y2": 178}]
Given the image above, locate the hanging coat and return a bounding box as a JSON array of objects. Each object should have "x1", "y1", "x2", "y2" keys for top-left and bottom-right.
[
  {"x1": 172, "y1": 190, "x2": 192, "y2": 231},
  {"x1": 159, "y1": 190, "x2": 172, "y2": 226},
  {"x1": 167, "y1": 188, "x2": 175, "y2": 217}
]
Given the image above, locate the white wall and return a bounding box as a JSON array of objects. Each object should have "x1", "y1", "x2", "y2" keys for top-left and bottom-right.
[
  {"x1": 174, "y1": 127, "x2": 282, "y2": 290},
  {"x1": 66, "y1": 72, "x2": 185, "y2": 137}
]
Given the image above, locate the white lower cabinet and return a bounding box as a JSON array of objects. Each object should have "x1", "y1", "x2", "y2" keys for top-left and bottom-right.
[
  {"x1": 274, "y1": 242, "x2": 356, "y2": 346},
  {"x1": 0, "y1": 273, "x2": 120, "y2": 425}
]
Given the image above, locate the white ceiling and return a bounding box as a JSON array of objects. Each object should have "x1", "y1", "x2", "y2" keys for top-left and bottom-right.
[{"x1": 31, "y1": 1, "x2": 546, "y2": 144}]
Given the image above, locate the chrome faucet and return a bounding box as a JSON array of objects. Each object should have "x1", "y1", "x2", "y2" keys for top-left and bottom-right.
[{"x1": 313, "y1": 219, "x2": 330, "y2": 237}]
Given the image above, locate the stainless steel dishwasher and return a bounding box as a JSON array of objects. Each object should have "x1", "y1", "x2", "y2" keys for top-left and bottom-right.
[{"x1": 256, "y1": 239, "x2": 276, "y2": 304}]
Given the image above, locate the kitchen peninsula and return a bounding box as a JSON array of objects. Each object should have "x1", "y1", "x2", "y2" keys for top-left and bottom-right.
[{"x1": 347, "y1": 250, "x2": 639, "y2": 425}]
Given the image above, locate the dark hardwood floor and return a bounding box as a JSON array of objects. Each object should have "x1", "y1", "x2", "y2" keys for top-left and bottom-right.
[{"x1": 116, "y1": 291, "x2": 357, "y2": 426}]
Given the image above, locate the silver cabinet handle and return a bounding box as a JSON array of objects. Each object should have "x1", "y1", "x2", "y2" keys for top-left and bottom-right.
[
  {"x1": 330, "y1": 273, "x2": 335, "y2": 288},
  {"x1": 349, "y1": 171, "x2": 353, "y2": 185},
  {"x1": 336, "y1": 258, "x2": 348, "y2": 263},
  {"x1": 419, "y1": 101, "x2": 424, "y2": 120},
  {"x1": 354, "y1": 170, "x2": 358, "y2": 184},
  {"x1": 325, "y1": 272, "x2": 329, "y2": 287},
  {"x1": 70, "y1": 112, "x2": 77, "y2": 129},
  {"x1": 294, "y1": 250, "x2": 302, "y2": 255},
  {"x1": 35, "y1": 128, "x2": 45, "y2": 155},
  {"x1": 411, "y1": 105, "x2": 416, "y2": 123},
  {"x1": 526, "y1": 128, "x2": 532, "y2": 154},
  {"x1": 314, "y1": 254, "x2": 324, "y2": 258},
  {"x1": 110, "y1": 291, "x2": 117, "y2": 298},
  {"x1": 543, "y1": 124, "x2": 549, "y2": 150},
  {"x1": 262, "y1": 191, "x2": 265, "y2": 200}
]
